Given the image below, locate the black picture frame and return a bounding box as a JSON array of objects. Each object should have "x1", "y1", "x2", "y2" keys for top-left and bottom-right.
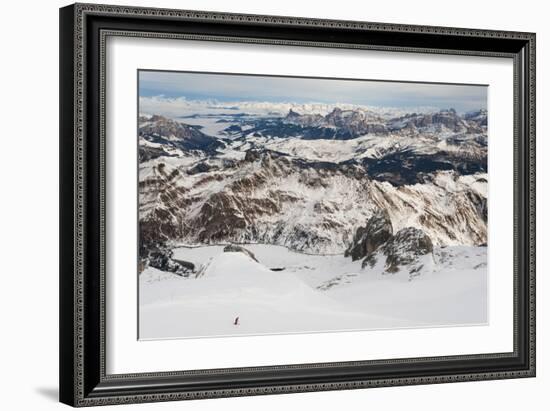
[{"x1": 59, "y1": 3, "x2": 536, "y2": 407}]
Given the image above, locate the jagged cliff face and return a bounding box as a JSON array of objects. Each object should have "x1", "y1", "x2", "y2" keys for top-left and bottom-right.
[
  {"x1": 225, "y1": 106, "x2": 487, "y2": 140},
  {"x1": 138, "y1": 108, "x2": 487, "y2": 256}
]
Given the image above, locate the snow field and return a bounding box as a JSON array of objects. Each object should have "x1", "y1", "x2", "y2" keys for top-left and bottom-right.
[{"x1": 139, "y1": 244, "x2": 487, "y2": 339}]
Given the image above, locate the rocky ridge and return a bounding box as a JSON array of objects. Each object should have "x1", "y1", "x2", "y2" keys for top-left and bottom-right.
[
  {"x1": 228, "y1": 107, "x2": 487, "y2": 141},
  {"x1": 138, "y1": 109, "x2": 487, "y2": 263},
  {"x1": 345, "y1": 211, "x2": 434, "y2": 276}
]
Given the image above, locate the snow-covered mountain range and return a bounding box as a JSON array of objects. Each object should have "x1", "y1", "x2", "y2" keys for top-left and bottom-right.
[
  {"x1": 139, "y1": 105, "x2": 487, "y2": 259},
  {"x1": 137, "y1": 101, "x2": 489, "y2": 338}
]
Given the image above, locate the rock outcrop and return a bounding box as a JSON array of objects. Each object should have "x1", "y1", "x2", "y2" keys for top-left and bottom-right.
[
  {"x1": 142, "y1": 244, "x2": 194, "y2": 276},
  {"x1": 345, "y1": 210, "x2": 393, "y2": 261},
  {"x1": 139, "y1": 115, "x2": 224, "y2": 159},
  {"x1": 382, "y1": 227, "x2": 433, "y2": 273},
  {"x1": 283, "y1": 107, "x2": 388, "y2": 138},
  {"x1": 138, "y1": 110, "x2": 487, "y2": 257},
  {"x1": 223, "y1": 244, "x2": 259, "y2": 262},
  {"x1": 344, "y1": 212, "x2": 434, "y2": 275}
]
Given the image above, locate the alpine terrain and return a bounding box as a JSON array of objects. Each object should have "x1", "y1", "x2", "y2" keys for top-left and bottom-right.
[{"x1": 137, "y1": 92, "x2": 488, "y2": 339}]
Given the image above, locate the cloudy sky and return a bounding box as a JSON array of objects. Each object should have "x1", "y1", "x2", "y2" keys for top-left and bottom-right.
[{"x1": 139, "y1": 70, "x2": 487, "y2": 112}]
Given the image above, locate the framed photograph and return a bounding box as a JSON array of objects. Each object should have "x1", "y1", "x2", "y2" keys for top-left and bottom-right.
[{"x1": 59, "y1": 3, "x2": 536, "y2": 407}]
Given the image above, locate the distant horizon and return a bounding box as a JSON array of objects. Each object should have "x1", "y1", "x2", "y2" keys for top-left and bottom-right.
[
  {"x1": 139, "y1": 70, "x2": 488, "y2": 113},
  {"x1": 139, "y1": 95, "x2": 486, "y2": 117}
]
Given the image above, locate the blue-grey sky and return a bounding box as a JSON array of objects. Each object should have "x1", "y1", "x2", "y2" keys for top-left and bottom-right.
[{"x1": 139, "y1": 70, "x2": 487, "y2": 112}]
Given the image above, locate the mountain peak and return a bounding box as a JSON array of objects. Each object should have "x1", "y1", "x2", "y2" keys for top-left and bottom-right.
[{"x1": 286, "y1": 108, "x2": 302, "y2": 118}]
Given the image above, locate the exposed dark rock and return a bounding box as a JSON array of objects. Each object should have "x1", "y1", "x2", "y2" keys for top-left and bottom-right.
[
  {"x1": 465, "y1": 190, "x2": 488, "y2": 223},
  {"x1": 345, "y1": 211, "x2": 435, "y2": 275},
  {"x1": 286, "y1": 109, "x2": 302, "y2": 119},
  {"x1": 244, "y1": 149, "x2": 261, "y2": 162},
  {"x1": 324, "y1": 108, "x2": 387, "y2": 135},
  {"x1": 172, "y1": 258, "x2": 196, "y2": 272},
  {"x1": 187, "y1": 161, "x2": 219, "y2": 175},
  {"x1": 142, "y1": 243, "x2": 194, "y2": 276},
  {"x1": 223, "y1": 244, "x2": 259, "y2": 262},
  {"x1": 389, "y1": 109, "x2": 480, "y2": 134},
  {"x1": 361, "y1": 252, "x2": 378, "y2": 269},
  {"x1": 245, "y1": 108, "x2": 390, "y2": 140},
  {"x1": 285, "y1": 225, "x2": 333, "y2": 252},
  {"x1": 345, "y1": 226, "x2": 366, "y2": 260},
  {"x1": 139, "y1": 115, "x2": 224, "y2": 156},
  {"x1": 223, "y1": 124, "x2": 242, "y2": 134},
  {"x1": 362, "y1": 149, "x2": 487, "y2": 186},
  {"x1": 139, "y1": 145, "x2": 175, "y2": 163},
  {"x1": 345, "y1": 209, "x2": 393, "y2": 261},
  {"x1": 138, "y1": 162, "x2": 191, "y2": 247},
  {"x1": 138, "y1": 108, "x2": 488, "y2": 255},
  {"x1": 383, "y1": 227, "x2": 433, "y2": 273},
  {"x1": 196, "y1": 194, "x2": 248, "y2": 242}
]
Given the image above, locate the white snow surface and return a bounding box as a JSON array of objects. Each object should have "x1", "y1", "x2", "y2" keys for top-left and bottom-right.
[
  {"x1": 139, "y1": 244, "x2": 487, "y2": 339},
  {"x1": 234, "y1": 132, "x2": 484, "y2": 163}
]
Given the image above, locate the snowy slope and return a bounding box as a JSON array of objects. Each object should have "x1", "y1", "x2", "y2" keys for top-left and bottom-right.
[{"x1": 139, "y1": 245, "x2": 487, "y2": 339}]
